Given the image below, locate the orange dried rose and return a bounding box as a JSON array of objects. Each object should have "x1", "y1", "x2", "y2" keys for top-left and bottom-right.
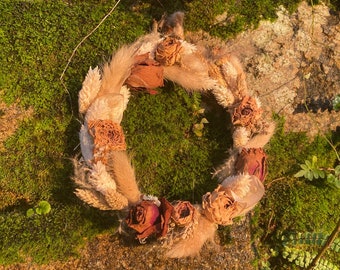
[
  {"x1": 232, "y1": 96, "x2": 263, "y2": 129},
  {"x1": 88, "y1": 120, "x2": 126, "y2": 164},
  {"x1": 235, "y1": 148, "x2": 267, "y2": 182},
  {"x1": 171, "y1": 201, "x2": 195, "y2": 227},
  {"x1": 125, "y1": 53, "x2": 164, "y2": 90},
  {"x1": 202, "y1": 185, "x2": 242, "y2": 225},
  {"x1": 155, "y1": 37, "x2": 183, "y2": 66}
]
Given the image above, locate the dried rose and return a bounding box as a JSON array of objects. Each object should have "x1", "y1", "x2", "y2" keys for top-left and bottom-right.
[
  {"x1": 232, "y1": 96, "x2": 263, "y2": 129},
  {"x1": 126, "y1": 198, "x2": 173, "y2": 240},
  {"x1": 87, "y1": 120, "x2": 126, "y2": 164},
  {"x1": 235, "y1": 148, "x2": 267, "y2": 182},
  {"x1": 202, "y1": 185, "x2": 243, "y2": 225},
  {"x1": 155, "y1": 37, "x2": 183, "y2": 66},
  {"x1": 171, "y1": 201, "x2": 195, "y2": 227},
  {"x1": 125, "y1": 53, "x2": 164, "y2": 90},
  {"x1": 126, "y1": 200, "x2": 160, "y2": 240},
  {"x1": 158, "y1": 197, "x2": 174, "y2": 237}
]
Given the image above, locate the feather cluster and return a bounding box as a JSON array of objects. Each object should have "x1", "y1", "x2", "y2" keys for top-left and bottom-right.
[{"x1": 72, "y1": 11, "x2": 275, "y2": 259}]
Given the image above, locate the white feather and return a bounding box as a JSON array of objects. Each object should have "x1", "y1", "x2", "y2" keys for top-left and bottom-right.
[
  {"x1": 85, "y1": 93, "x2": 125, "y2": 124},
  {"x1": 211, "y1": 85, "x2": 235, "y2": 108},
  {"x1": 78, "y1": 66, "x2": 101, "y2": 114},
  {"x1": 79, "y1": 124, "x2": 94, "y2": 165},
  {"x1": 119, "y1": 85, "x2": 131, "y2": 113},
  {"x1": 233, "y1": 127, "x2": 251, "y2": 148},
  {"x1": 221, "y1": 174, "x2": 265, "y2": 215},
  {"x1": 180, "y1": 41, "x2": 197, "y2": 55},
  {"x1": 132, "y1": 32, "x2": 163, "y2": 57},
  {"x1": 88, "y1": 161, "x2": 117, "y2": 194}
]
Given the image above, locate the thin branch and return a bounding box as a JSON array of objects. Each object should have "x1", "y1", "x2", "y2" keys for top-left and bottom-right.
[
  {"x1": 60, "y1": 0, "x2": 122, "y2": 89},
  {"x1": 307, "y1": 218, "x2": 340, "y2": 270}
]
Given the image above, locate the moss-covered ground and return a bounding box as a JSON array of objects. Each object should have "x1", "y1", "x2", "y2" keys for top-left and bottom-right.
[{"x1": 0, "y1": 0, "x2": 339, "y2": 267}]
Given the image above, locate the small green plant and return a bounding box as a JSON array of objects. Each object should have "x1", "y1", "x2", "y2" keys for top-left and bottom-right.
[
  {"x1": 276, "y1": 232, "x2": 340, "y2": 269},
  {"x1": 326, "y1": 165, "x2": 340, "y2": 189},
  {"x1": 294, "y1": 156, "x2": 340, "y2": 188},
  {"x1": 282, "y1": 246, "x2": 339, "y2": 269},
  {"x1": 26, "y1": 200, "x2": 51, "y2": 217},
  {"x1": 332, "y1": 94, "x2": 340, "y2": 111},
  {"x1": 192, "y1": 107, "x2": 209, "y2": 137},
  {"x1": 294, "y1": 156, "x2": 325, "y2": 181},
  {"x1": 193, "y1": 118, "x2": 209, "y2": 137},
  {"x1": 281, "y1": 232, "x2": 340, "y2": 252}
]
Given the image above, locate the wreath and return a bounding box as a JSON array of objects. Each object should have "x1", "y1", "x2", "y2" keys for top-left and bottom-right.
[{"x1": 73, "y1": 12, "x2": 275, "y2": 258}]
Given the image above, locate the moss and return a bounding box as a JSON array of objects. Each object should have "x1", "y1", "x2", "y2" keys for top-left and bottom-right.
[
  {"x1": 184, "y1": 0, "x2": 302, "y2": 39},
  {"x1": 0, "y1": 0, "x2": 339, "y2": 266},
  {"x1": 252, "y1": 117, "x2": 340, "y2": 268},
  {"x1": 122, "y1": 85, "x2": 231, "y2": 202},
  {"x1": 0, "y1": 204, "x2": 115, "y2": 265}
]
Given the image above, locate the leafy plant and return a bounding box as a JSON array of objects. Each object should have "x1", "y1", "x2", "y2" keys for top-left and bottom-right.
[
  {"x1": 294, "y1": 155, "x2": 326, "y2": 181},
  {"x1": 193, "y1": 117, "x2": 209, "y2": 137},
  {"x1": 294, "y1": 156, "x2": 340, "y2": 188},
  {"x1": 282, "y1": 246, "x2": 339, "y2": 269},
  {"x1": 26, "y1": 201, "x2": 51, "y2": 217},
  {"x1": 332, "y1": 94, "x2": 340, "y2": 111},
  {"x1": 281, "y1": 232, "x2": 340, "y2": 253},
  {"x1": 192, "y1": 107, "x2": 209, "y2": 137},
  {"x1": 326, "y1": 165, "x2": 340, "y2": 189}
]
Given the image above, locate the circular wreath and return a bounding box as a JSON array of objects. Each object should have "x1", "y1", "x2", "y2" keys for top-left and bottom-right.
[{"x1": 73, "y1": 12, "x2": 275, "y2": 258}]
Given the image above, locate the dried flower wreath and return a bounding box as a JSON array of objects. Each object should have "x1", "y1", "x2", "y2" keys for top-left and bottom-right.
[{"x1": 73, "y1": 12, "x2": 275, "y2": 258}]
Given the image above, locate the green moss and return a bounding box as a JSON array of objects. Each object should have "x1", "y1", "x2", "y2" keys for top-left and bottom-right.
[
  {"x1": 1, "y1": 0, "x2": 339, "y2": 266},
  {"x1": 184, "y1": 0, "x2": 302, "y2": 39},
  {"x1": 0, "y1": 204, "x2": 115, "y2": 265},
  {"x1": 0, "y1": 0, "x2": 152, "y2": 264},
  {"x1": 252, "y1": 117, "x2": 340, "y2": 268},
  {"x1": 123, "y1": 85, "x2": 231, "y2": 201}
]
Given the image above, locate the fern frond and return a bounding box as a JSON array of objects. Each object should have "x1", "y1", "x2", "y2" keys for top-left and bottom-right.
[
  {"x1": 282, "y1": 232, "x2": 340, "y2": 252},
  {"x1": 282, "y1": 246, "x2": 339, "y2": 270}
]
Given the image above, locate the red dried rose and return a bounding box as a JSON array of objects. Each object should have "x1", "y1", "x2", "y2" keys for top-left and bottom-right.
[
  {"x1": 126, "y1": 198, "x2": 173, "y2": 240},
  {"x1": 159, "y1": 197, "x2": 173, "y2": 237},
  {"x1": 235, "y1": 148, "x2": 267, "y2": 182},
  {"x1": 126, "y1": 200, "x2": 160, "y2": 240},
  {"x1": 171, "y1": 201, "x2": 195, "y2": 227}
]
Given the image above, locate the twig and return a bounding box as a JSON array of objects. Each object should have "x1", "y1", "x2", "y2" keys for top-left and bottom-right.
[
  {"x1": 307, "y1": 218, "x2": 340, "y2": 270},
  {"x1": 59, "y1": 0, "x2": 122, "y2": 90},
  {"x1": 265, "y1": 177, "x2": 285, "y2": 189}
]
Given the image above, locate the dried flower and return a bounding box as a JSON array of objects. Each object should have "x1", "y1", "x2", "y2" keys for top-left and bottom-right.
[
  {"x1": 126, "y1": 198, "x2": 173, "y2": 240},
  {"x1": 220, "y1": 175, "x2": 265, "y2": 216},
  {"x1": 235, "y1": 148, "x2": 267, "y2": 182},
  {"x1": 171, "y1": 201, "x2": 195, "y2": 227},
  {"x1": 155, "y1": 37, "x2": 183, "y2": 66},
  {"x1": 232, "y1": 96, "x2": 263, "y2": 129},
  {"x1": 125, "y1": 53, "x2": 164, "y2": 90},
  {"x1": 87, "y1": 120, "x2": 126, "y2": 164},
  {"x1": 126, "y1": 200, "x2": 160, "y2": 240},
  {"x1": 202, "y1": 185, "x2": 243, "y2": 225},
  {"x1": 159, "y1": 197, "x2": 174, "y2": 237}
]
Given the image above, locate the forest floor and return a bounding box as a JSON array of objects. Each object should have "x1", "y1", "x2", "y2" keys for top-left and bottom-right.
[{"x1": 1, "y1": 2, "x2": 339, "y2": 270}]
